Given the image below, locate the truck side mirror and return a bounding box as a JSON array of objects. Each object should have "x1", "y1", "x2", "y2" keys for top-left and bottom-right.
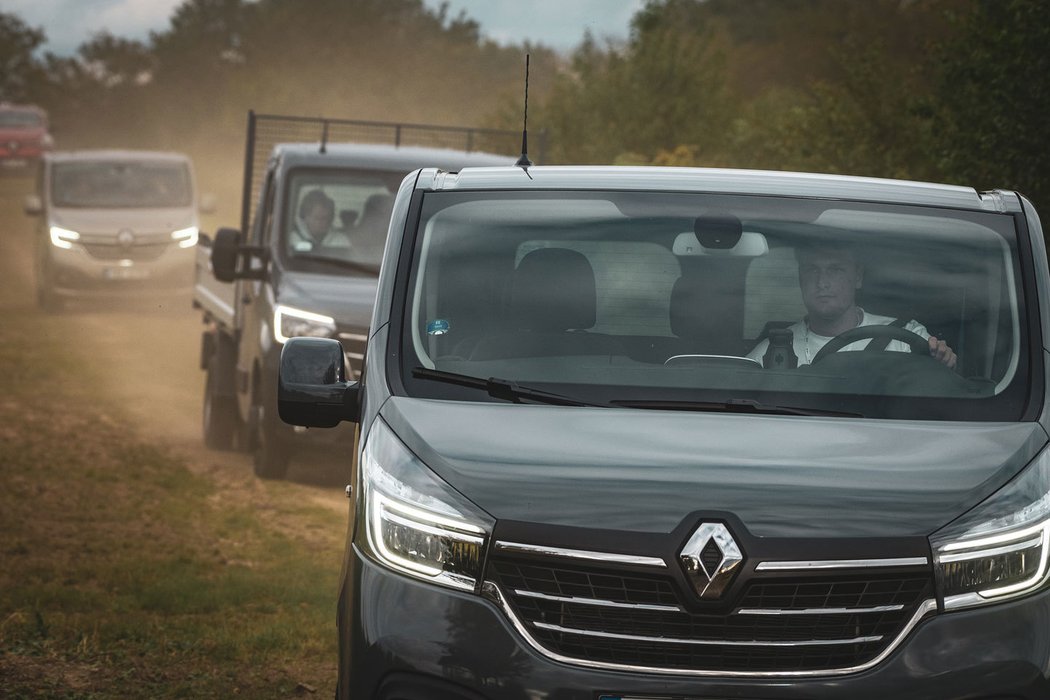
[
  {"x1": 23, "y1": 195, "x2": 42, "y2": 216},
  {"x1": 211, "y1": 227, "x2": 242, "y2": 283},
  {"x1": 278, "y1": 337, "x2": 361, "y2": 427}
]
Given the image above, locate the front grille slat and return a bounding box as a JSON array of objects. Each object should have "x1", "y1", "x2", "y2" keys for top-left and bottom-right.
[{"x1": 489, "y1": 554, "x2": 934, "y2": 674}]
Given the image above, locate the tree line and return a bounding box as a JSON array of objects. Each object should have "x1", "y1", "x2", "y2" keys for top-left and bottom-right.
[{"x1": 2, "y1": 0, "x2": 1048, "y2": 208}]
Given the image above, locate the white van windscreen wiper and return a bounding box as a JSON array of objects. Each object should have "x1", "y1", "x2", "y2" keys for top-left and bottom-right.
[
  {"x1": 610, "y1": 398, "x2": 864, "y2": 418},
  {"x1": 411, "y1": 367, "x2": 613, "y2": 408}
]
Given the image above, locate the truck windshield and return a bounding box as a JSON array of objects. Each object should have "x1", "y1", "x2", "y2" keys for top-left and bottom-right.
[
  {"x1": 280, "y1": 169, "x2": 402, "y2": 274},
  {"x1": 398, "y1": 191, "x2": 1034, "y2": 421},
  {"x1": 52, "y1": 161, "x2": 192, "y2": 208},
  {"x1": 0, "y1": 110, "x2": 43, "y2": 127}
]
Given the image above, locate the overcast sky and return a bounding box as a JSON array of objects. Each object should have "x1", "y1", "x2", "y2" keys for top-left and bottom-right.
[{"x1": 2, "y1": 0, "x2": 644, "y2": 56}]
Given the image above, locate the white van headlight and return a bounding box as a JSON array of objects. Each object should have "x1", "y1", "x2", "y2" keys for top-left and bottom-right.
[
  {"x1": 931, "y1": 447, "x2": 1050, "y2": 610},
  {"x1": 362, "y1": 418, "x2": 492, "y2": 592},
  {"x1": 273, "y1": 304, "x2": 336, "y2": 344},
  {"x1": 49, "y1": 226, "x2": 80, "y2": 249},
  {"x1": 171, "y1": 226, "x2": 199, "y2": 248}
]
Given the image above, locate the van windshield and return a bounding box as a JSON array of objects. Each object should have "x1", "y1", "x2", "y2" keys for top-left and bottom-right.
[
  {"x1": 52, "y1": 160, "x2": 192, "y2": 208},
  {"x1": 398, "y1": 191, "x2": 1035, "y2": 421}
]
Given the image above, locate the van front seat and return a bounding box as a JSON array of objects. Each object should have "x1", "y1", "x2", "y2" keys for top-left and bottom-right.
[{"x1": 469, "y1": 248, "x2": 623, "y2": 360}]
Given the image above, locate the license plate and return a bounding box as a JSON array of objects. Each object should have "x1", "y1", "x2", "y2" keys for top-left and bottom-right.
[{"x1": 103, "y1": 266, "x2": 150, "y2": 280}]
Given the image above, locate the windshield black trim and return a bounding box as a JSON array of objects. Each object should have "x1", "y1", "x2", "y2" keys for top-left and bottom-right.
[{"x1": 390, "y1": 188, "x2": 1037, "y2": 422}]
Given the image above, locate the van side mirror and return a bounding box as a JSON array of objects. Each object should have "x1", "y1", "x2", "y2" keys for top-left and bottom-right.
[
  {"x1": 211, "y1": 227, "x2": 242, "y2": 282},
  {"x1": 23, "y1": 195, "x2": 42, "y2": 216},
  {"x1": 278, "y1": 338, "x2": 360, "y2": 427},
  {"x1": 199, "y1": 193, "x2": 217, "y2": 215}
]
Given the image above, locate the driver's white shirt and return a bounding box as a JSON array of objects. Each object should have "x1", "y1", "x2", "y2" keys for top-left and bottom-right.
[{"x1": 747, "y1": 310, "x2": 930, "y2": 367}]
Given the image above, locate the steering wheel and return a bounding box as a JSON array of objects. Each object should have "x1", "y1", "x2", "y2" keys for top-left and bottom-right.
[{"x1": 810, "y1": 325, "x2": 930, "y2": 364}]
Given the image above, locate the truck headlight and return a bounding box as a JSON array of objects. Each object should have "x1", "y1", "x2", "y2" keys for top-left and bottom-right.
[
  {"x1": 361, "y1": 418, "x2": 492, "y2": 592},
  {"x1": 931, "y1": 447, "x2": 1050, "y2": 610},
  {"x1": 273, "y1": 304, "x2": 336, "y2": 344},
  {"x1": 171, "y1": 226, "x2": 199, "y2": 248},
  {"x1": 49, "y1": 226, "x2": 80, "y2": 249}
]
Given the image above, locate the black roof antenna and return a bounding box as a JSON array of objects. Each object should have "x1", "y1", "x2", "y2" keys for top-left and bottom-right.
[
  {"x1": 320, "y1": 119, "x2": 329, "y2": 154},
  {"x1": 515, "y1": 54, "x2": 533, "y2": 172}
]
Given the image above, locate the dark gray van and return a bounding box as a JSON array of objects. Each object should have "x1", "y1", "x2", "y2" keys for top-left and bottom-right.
[{"x1": 278, "y1": 166, "x2": 1050, "y2": 699}]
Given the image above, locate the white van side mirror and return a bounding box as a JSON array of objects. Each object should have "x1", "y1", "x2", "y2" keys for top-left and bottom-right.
[
  {"x1": 199, "y1": 193, "x2": 217, "y2": 215},
  {"x1": 23, "y1": 195, "x2": 42, "y2": 216}
]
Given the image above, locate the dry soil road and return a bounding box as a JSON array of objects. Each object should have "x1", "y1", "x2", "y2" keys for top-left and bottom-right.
[{"x1": 0, "y1": 174, "x2": 347, "y2": 519}]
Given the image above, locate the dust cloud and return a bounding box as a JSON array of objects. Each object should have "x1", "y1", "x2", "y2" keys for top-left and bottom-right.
[{"x1": 0, "y1": 170, "x2": 346, "y2": 492}]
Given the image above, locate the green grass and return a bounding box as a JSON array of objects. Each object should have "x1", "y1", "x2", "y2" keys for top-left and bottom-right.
[{"x1": 0, "y1": 308, "x2": 343, "y2": 697}]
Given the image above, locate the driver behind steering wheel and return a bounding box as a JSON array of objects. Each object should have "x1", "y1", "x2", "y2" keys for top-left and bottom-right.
[{"x1": 747, "y1": 242, "x2": 957, "y2": 369}]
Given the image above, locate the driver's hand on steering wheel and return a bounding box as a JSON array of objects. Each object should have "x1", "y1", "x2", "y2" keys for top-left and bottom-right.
[{"x1": 928, "y1": 335, "x2": 957, "y2": 369}]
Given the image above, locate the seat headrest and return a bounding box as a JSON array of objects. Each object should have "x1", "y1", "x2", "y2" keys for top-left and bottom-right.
[
  {"x1": 512, "y1": 248, "x2": 596, "y2": 331},
  {"x1": 361, "y1": 192, "x2": 394, "y2": 223},
  {"x1": 669, "y1": 275, "x2": 703, "y2": 340}
]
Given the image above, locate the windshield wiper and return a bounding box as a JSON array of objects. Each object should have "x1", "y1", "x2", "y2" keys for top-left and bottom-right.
[
  {"x1": 411, "y1": 367, "x2": 612, "y2": 408},
  {"x1": 609, "y1": 398, "x2": 864, "y2": 418},
  {"x1": 292, "y1": 253, "x2": 379, "y2": 276}
]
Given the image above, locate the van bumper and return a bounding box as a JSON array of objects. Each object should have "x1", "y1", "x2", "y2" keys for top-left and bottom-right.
[
  {"x1": 341, "y1": 547, "x2": 1050, "y2": 700},
  {"x1": 45, "y1": 241, "x2": 195, "y2": 297}
]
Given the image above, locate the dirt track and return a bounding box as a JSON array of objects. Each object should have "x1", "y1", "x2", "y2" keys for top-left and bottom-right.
[{"x1": 0, "y1": 175, "x2": 346, "y2": 512}]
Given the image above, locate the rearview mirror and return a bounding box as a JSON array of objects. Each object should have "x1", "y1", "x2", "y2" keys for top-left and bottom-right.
[{"x1": 278, "y1": 337, "x2": 360, "y2": 427}]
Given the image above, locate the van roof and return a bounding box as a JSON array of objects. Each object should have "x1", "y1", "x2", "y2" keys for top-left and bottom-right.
[
  {"x1": 419, "y1": 165, "x2": 1005, "y2": 212},
  {"x1": 271, "y1": 142, "x2": 512, "y2": 172},
  {"x1": 45, "y1": 149, "x2": 192, "y2": 163}
]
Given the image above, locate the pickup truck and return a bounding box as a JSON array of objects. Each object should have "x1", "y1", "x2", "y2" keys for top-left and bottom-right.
[
  {"x1": 277, "y1": 164, "x2": 1050, "y2": 698},
  {"x1": 194, "y1": 112, "x2": 513, "y2": 479}
]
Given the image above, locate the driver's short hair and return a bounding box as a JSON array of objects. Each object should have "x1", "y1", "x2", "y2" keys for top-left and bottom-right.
[{"x1": 298, "y1": 188, "x2": 335, "y2": 219}]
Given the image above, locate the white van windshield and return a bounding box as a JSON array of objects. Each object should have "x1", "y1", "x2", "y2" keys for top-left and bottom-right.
[
  {"x1": 52, "y1": 160, "x2": 192, "y2": 208},
  {"x1": 399, "y1": 191, "x2": 1033, "y2": 421}
]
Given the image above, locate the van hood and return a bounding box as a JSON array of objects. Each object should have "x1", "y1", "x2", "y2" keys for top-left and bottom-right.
[
  {"x1": 380, "y1": 397, "x2": 1048, "y2": 538},
  {"x1": 278, "y1": 269, "x2": 379, "y2": 327},
  {"x1": 50, "y1": 206, "x2": 196, "y2": 234}
]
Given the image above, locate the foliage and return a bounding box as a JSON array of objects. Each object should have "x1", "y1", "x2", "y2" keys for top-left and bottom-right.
[
  {"x1": 0, "y1": 12, "x2": 47, "y2": 102},
  {"x1": 3, "y1": 0, "x2": 1050, "y2": 207},
  {"x1": 934, "y1": 0, "x2": 1050, "y2": 207}
]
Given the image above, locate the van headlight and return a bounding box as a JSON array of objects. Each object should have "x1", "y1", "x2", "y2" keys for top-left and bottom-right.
[
  {"x1": 361, "y1": 418, "x2": 492, "y2": 592},
  {"x1": 931, "y1": 447, "x2": 1050, "y2": 611},
  {"x1": 49, "y1": 226, "x2": 80, "y2": 249},
  {"x1": 171, "y1": 226, "x2": 199, "y2": 248},
  {"x1": 273, "y1": 304, "x2": 336, "y2": 344}
]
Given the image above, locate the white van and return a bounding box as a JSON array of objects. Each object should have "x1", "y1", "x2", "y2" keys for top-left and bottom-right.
[{"x1": 24, "y1": 149, "x2": 209, "y2": 311}]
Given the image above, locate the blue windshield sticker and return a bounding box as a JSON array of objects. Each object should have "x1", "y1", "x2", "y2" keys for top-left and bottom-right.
[{"x1": 427, "y1": 319, "x2": 451, "y2": 336}]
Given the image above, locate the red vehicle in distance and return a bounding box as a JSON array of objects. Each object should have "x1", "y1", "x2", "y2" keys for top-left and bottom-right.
[{"x1": 0, "y1": 103, "x2": 53, "y2": 174}]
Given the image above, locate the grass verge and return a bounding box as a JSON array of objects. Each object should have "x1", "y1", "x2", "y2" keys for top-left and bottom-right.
[{"x1": 0, "y1": 307, "x2": 343, "y2": 698}]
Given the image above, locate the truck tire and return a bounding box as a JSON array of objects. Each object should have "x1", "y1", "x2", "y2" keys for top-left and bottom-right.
[
  {"x1": 203, "y1": 354, "x2": 239, "y2": 450},
  {"x1": 251, "y1": 386, "x2": 291, "y2": 480}
]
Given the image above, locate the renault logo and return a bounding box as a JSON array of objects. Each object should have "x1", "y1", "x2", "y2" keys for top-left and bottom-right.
[
  {"x1": 678, "y1": 522, "x2": 743, "y2": 600},
  {"x1": 117, "y1": 229, "x2": 135, "y2": 247}
]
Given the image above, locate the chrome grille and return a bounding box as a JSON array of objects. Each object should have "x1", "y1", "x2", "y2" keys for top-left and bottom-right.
[
  {"x1": 79, "y1": 232, "x2": 173, "y2": 262},
  {"x1": 81, "y1": 242, "x2": 169, "y2": 261},
  {"x1": 487, "y1": 552, "x2": 934, "y2": 675}
]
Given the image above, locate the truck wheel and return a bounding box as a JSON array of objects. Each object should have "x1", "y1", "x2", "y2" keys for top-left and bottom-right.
[
  {"x1": 202, "y1": 356, "x2": 238, "y2": 450},
  {"x1": 252, "y1": 392, "x2": 291, "y2": 480}
]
